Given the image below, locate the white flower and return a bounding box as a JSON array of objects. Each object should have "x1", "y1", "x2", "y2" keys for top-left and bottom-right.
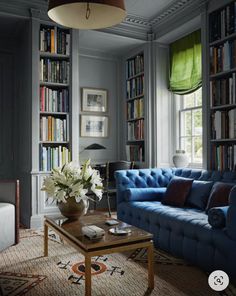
[
  {"x1": 41, "y1": 160, "x2": 104, "y2": 204},
  {"x1": 56, "y1": 190, "x2": 67, "y2": 203},
  {"x1": 91, "y1": 184, "x2": 103, "y2": 200},
  {"x1": 42, "y1": 176, "x2": 56, "y2": 197}
]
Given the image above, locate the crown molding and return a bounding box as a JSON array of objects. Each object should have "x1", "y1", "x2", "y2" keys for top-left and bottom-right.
[{"x1": 151, "y1": 0, "x2": 207, "y2": 32}]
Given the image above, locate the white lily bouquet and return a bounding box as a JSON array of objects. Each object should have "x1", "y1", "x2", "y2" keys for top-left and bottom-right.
[{"x1": 41, "y1": 160, "x2": 103, "y2": 204}]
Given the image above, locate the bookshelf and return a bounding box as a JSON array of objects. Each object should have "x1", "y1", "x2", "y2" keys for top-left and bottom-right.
[
  {"x1": 125, "y1": 53, "x2": 145, "y2": 163},
  {"x1": 39, "y1": 24, "x2": 71, "y2": 172},
  {"x1": 209, "y1": 0, "x2": 236, "y2": 171}
]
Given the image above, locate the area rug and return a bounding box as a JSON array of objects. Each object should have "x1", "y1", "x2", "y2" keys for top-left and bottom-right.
[
  {"x1": 0, "y1": 272, "x2": 46, "y2": 296},
  {"x1": 0, "y1": 230, "x2": 235, "y2": 296}
]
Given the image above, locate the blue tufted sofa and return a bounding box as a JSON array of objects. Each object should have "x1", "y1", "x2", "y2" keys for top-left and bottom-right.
[{"x1": 115, "y1": 168, "x2": 236, "y2": 283}]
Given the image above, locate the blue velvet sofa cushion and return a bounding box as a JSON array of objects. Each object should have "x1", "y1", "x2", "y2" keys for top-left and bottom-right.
[
  {"x1": 162, "y1": 177, "x2": 193, "y2": 207},
  {"x1": 208, "y1": 206, "x2": 228, "y2": 229},
  {"x1": 186, "y1": 180, "x2": 213, "y2": 210},
  {"x1": 125, "y1": 187, "x2": 166, "y2": 202}
]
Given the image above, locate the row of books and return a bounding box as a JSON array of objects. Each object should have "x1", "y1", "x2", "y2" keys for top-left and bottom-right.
[
  {"x1": 126, "y1": 145, "x2": 144, "y2": 162},
  {"x1": 40, "y1": 145, "x2": 71, "y2": 172},
  {"x1": 211, "y1": 109, "x2": 236, "y2": 139},
  {"x1": 40, "y1": 116, "x2": 68, "y2": 142},
  {"x1": 210, "y1": 74, "x2": 236, "y2": 106},
  {"x1": 126, "y1": 54, "x2": 144, "y2": 78},
  {"x1": 127, "y1": 98, "x2": 144, "y2": 120},
  {"x1": 209, "y1": 2, "x2": 236, "y2": 42},
  {"x1": 40, "y1": 58, "x2": 70, "y2": 84},
  {"x1": 126, "y1": 76, "x2": 144, "y2": 99},
  {"x1": 40, "y1": 86, "x2": 69, "y2": 113},
  {"x1": 211, "y1": 144, "x2": 236, "y2": 171},
  {"x1": 40, "y1": 26, "x2": 70, "y2": 55},
  {"x1": 127, "y1": 119, "x2": 144, "y2": 141},
  {"x1": 210, "y1": 40, "x2": 236, "y2": 74}
]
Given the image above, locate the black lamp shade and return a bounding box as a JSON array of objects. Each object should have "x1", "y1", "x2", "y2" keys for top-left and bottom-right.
[
  {"x1": 85, "y1": 143, "x2": 106, "y2": 150},
  {"x1": 48, "y1": 0, "x2": 126, "y2": 30}
]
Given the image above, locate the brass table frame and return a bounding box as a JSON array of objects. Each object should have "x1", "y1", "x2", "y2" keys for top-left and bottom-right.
[{"x1": 44, "y1": 218, "x2": 154, "y2": 296}]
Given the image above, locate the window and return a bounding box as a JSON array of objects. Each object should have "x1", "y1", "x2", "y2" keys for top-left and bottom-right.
[{"x1": 178, "y1": 88, "x2": 203, "y2": 166}]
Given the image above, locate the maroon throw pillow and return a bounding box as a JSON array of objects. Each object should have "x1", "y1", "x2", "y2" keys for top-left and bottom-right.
[
  {"x1": 206, "y1": 182, "x2": 235, "y2": 212},
  {"x1": 162, "y1": 177, "x2": 193, "y2": 207}
]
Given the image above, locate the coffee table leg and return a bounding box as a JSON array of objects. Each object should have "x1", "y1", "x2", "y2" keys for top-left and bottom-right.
[
  {"x1": 44, "y1": 222, "x2": 48, "y2": 257},
  {"x1": 85, "y1": 254, "x2": 92, "y2": 296},
  {"x1": 147, "y1": 244, "x2": 154, "y2": 289}
]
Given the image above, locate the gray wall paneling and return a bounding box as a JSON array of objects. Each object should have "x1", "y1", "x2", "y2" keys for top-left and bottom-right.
[
  {"x1": 79, "y1": 50, "x2": 120, "y2": 164},
  {"x1": 154, "y1": 43, "x2": 173, "y2": 168},
  {"x1": 14, "y1": 20, "x2": 32, "y2": 227}
]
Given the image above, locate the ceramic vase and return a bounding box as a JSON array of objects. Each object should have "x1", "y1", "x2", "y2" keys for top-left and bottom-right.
[
  {"x1": 58, "y1": 197, "x2": 89, "y2": 220},
  {"x1": 173, "y1": 150, "x2": 189, "y2": 168}
]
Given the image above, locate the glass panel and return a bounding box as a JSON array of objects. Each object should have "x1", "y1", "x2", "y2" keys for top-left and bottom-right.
[
  {"x1": 195, "y1": 88, "x2": 202, "y2": 106},
  {"x1": 181, "y1": 137, "x2": 192, "y2": 162},
  {"x1": 181, "y1": 111, "x2": 192, "y2": 137},
  {"x1": 193, "y1": 137, "x2": 202, "y2": 163},
  {"x1": 193, "y1": 109, "x2": 202, "y2": 136},
  {"x1": 183, "y1": 92, "x2": 195, "y2": 108}
]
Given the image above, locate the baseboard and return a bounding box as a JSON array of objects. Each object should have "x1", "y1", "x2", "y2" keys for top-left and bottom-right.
[{"x1": 30, "y1": 215, "x2": 45, "y2": 229}]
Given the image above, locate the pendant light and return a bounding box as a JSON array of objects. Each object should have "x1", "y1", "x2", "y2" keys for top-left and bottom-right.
[{"x1": 48, "y1": 0, "x2": 126, "y2": 30}]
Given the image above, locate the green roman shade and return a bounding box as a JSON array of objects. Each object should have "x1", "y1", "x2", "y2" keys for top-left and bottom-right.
[{"x1": 169, "y1": 30, "x2": 202, "y2": 94}]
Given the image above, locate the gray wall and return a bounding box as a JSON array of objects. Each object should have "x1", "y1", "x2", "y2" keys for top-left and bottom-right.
[
  {"x1": 79, "y1": 51, "x2": 120, "y2": 164},
  {"x1": 14, "y1": 20, "x2": 32, "y2": 227}
]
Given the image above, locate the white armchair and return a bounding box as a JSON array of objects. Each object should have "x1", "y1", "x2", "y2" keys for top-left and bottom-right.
[{"x1": 0, "y1": 180, "x2": 19, "y2": 251}]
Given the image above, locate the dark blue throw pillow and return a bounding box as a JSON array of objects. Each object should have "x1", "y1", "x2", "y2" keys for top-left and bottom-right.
[
  {"x1": 186, "y1": 180, "x2": 213, "y2": 210},
  {"x1": 208, "y1": 206, "x2": 228, "y2": 229}
]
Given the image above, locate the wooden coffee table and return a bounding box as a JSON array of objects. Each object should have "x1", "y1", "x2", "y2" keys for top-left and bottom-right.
[{"x1": 44, "y1": 213, "x2": 154, "y2": 296}]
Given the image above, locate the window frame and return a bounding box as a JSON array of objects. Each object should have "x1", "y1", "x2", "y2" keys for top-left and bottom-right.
[{"x1": 176, "y1": 88, "x2": 203, "y2": 168}]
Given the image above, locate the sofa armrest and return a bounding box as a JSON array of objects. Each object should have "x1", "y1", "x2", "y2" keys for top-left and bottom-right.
[
  {"x1": 0, "y1": 180, "x2": 20, "y2": 244},
  {"x1": 227, "y1": 186, "x2": 236, "y2": 241}
]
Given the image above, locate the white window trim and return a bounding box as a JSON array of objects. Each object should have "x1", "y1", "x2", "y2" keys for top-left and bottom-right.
[{"x1": 173, "y1": 91, "x2": 203, "y2": 169}]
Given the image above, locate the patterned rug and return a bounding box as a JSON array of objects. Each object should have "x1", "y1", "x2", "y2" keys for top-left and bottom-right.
[{"x1": 0, "y1": 229, "x2": 235, "y2": 296}]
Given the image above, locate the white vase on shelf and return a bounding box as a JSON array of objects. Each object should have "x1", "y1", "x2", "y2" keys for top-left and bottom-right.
[{"x1": 173, "y1": 150, "x2": 189, "y2": 168}]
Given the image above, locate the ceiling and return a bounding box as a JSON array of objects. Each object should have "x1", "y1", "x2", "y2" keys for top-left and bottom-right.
[
  {"x1": 0, "y1": 0, "x2": 202, "y2": 55},
  {"x1": 79, "y1": 30, "x2": 145, "y2": 56},
  {"x1": 125, "y1": 0, "x2": 176, "y2": 20}
]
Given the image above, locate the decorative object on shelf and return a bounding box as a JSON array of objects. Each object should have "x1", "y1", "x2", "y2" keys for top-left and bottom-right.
[
  {"x1": 172, "y1": 150, "x2": 189, "y2": 168},
  {"x1": 82, "y1": 88, "x2": 108, "y2": 113},
  {"x1": 41, "y1": 160, "x2": 103, "y2": 220},
  {"x1": 48, "y1": 0, "x2": 126, "y2": 30},
  {"x1": 81, "y1": 115, "x2": 108, "y2": 138}
]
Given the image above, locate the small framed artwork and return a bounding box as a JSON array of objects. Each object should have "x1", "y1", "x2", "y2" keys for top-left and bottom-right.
[
  {"x1": 81, "y1": 115, "x2": 109, "y2": 138},
  {"x1": 81, "y1": 88, "x2": 108, "y2": 113}
]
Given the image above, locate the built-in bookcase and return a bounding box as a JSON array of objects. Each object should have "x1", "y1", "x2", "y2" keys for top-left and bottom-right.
[
  {"x1": 209, "y1": 0, "x2": 236, "y2": 171},
  {"x1": 39, "y1": 24, "x2": 71, "y2": 171},
  {"x1": 125, "y1": 53, "x2": 145, "y2": 162}
]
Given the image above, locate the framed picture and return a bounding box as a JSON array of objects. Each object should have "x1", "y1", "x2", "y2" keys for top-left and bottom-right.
[
  {"x1": 81, "y1": 115, "x2": 109, "y2": 138},
  {"x1": 81, "y1": 88, "x2": 108, "y2": 113}
]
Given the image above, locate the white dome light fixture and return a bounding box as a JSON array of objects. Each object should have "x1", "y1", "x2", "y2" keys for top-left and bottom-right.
[{"x1": 48, "y1": 0, "x2": 127, "y2": 30}]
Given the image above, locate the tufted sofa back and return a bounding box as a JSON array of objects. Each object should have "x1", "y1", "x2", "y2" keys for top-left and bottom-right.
[{"x1": 115, "y1": 168, "x2": 236, "y2": 204}]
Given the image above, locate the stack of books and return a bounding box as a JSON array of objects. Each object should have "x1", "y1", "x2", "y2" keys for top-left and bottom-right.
[
  {"x1": 127, "y1": 98, "x2": 144, "y2": 120},
  {"x1": 126, "y1": 54, "x2": 144, "y2": 78},
  {"x1": 40, "y1": 116, "x2": 68, "y2": 142},
  {"x1": 40, "y1": 145, "x2": 70, "y2": 171},
  {"x1": 127, "y1": 119, "x2": 144, "y2": 141},
  {"x1": 40, "y1": 86, "x2": 69, "y2": 112},
  {"x1": 40, "y1": 58, "x2": 70, "y2": 84}
]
